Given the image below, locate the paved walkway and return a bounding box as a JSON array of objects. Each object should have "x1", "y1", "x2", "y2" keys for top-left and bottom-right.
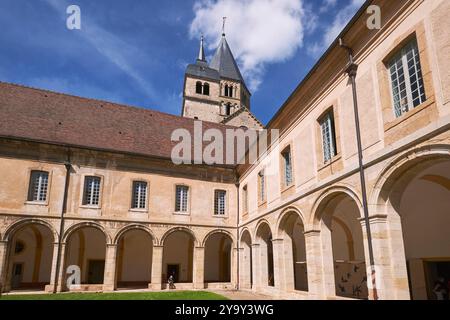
[{"x1": 211, "y1": 290, "x2": 276, "y2": 300}]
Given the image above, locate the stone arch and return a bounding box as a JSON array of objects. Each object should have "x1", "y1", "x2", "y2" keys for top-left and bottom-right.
[
  {"x1": 203, "y1": 230, "x2": 234, "y2": 283},
  {"x1": 275, "y1": 205, "x2": 305, "y2": 239},
  {"x1": 202, "y1": 229, "x2": 235, "y2": 247},
  {"x1": 369, "y1": 144, "x2": 450, "y2": 300},
  {"x1": 253, "y1": 219, "x2": 272, "y2": 243},
  {"x1": 370, "y1": 144, "x2": 450, "y2": 209},
  {"x1": 311, "y1": 184, "x2": 368, "y2": 299},
  {"x1": 254, "y1": 220, "x2": 275, "y2": 287},
  {"x1": 114, "y1": 224, "x2": 155, "y2": 289},
  {"x1": 63, "y1": 221, "x2": 112, "y2": 244},
  {"x1": 2, "y1": 218, "x2": 57, "y2": 291},
  {"x1": 3, "y1": 218, "x2": 58, "y2": 242},
  {"x1": 113, "y1": 224, "x2": 157, "y2": 246},
  {"x1": 276, "y1": 206, "x2": 309, "y2": 292},
  {"x1": 239, "y1": 227, "x2": 252, "y2": 245},
  {"x1": 311, "y1": 185, "x2": 363, "y2": 229},
  {"x1": 160, "y1": 227, "x2": 198, "y2": 247}
]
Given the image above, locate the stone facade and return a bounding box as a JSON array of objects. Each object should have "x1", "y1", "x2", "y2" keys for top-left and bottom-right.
[{"x1": 0, "y1": 0, "x2": 449, "y2": 300}]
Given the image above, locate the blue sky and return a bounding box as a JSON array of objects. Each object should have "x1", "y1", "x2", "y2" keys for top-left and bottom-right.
[{"x1": 0, "y1": 0, "x2": 364, "y2": 125}]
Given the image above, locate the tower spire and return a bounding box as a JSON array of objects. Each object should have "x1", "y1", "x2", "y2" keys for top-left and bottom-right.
[
  {"x1": 197, "y1": 34, "x2": 206, "y2": 62},
  {"x1": 222, "y1": 17, "x2": 226, "y2": 36}
]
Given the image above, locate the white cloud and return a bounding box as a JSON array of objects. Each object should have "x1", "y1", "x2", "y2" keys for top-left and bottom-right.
[
  {"x1": 190, "y1": 0, "x2": 308, "y2": 91},
  {"x1": 308, "y1": 0, "x2": 365, "y2": 57},
  {"x1": 319, "y1": 0, "x2": 338, "y2": 13}
]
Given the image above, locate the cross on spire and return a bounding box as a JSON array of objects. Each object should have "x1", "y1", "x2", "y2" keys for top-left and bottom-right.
[{"x1": 222, "y1": 17, "x2": 227, "y2": 36}]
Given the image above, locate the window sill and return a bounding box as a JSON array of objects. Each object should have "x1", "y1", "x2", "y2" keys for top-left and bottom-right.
[
  {"x1": 80, "y1": 205, "x2": 101, "y2": 210},
  {"x1": 129, "y1": 208, "x2": 148, "y2": 213},
  {"x1": 173, "y1": 211, "x2": 190, "y2": 216},
  {"x1": 384, "y1": 97, "x2": 435, "y2": 132},
  {"x1": 212, "y1": 214, "x2": 228, "y2": 219},
  {"x1": 318, "y1": 154, "x2": 342, "y2": 172},
  {"x1": 24, "y1": 201, "x2": 48, "y2": 206}
]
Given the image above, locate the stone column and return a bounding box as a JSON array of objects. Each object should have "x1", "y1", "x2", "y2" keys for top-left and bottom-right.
[
  {"x1": 46, "y1": 242, "x2": 61, "y2": 292},
  {"x1": 239, "y1": 247, "x2": 251, "y2": 289},
  {"x1": 251, "y1": 243, "x2": 260, "y2": 290},
  {"x1": 0, "y1": 240, "x2": 8, "y2": 293},
  {"x1": 304, "y1": 230, "x2": 333, "y2": 299},
  {"x1": 272, "y1": 238, "x2": 286, "y2": 292},
  {"x1": 103, "y1": 244, "x2": 117, "y2": 292},
  {"x1": 150, "y1": 245, "x2": 163, "y2": 290},
  {"x1": 360, "y1": 213, "x2": 410, "y2": 300},
  {"x1": 231, "y1": 247, "x2": 238, "y2": 288},
  {"x1": 193, "y1": 246, "x2": 205, "y2": 289}
]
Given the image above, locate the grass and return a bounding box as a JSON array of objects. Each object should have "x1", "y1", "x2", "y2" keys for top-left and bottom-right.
[{"x1": 0, "y1": 290, "x2": 228, "y2": 300}]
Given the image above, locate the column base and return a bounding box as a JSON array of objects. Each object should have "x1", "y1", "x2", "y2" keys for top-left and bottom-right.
[{"x1": 148, "y1": 283, "x2": 162, "y2": 290}]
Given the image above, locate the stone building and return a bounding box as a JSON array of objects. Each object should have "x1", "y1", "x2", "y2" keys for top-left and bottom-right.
[
  {"x1": 0, "y1": 0, "x2": 449, "y2": 300},
  {"x1": 182, "y1": 33, "x2": 263, "y2": 129}
]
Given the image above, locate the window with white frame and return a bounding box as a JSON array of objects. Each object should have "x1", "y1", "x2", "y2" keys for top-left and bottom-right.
[
  {"x1": 214, "y1": 190, "x2": 226, "y2": 216},
  {"x1": 388, "y1": 38, "x2": 426, "y2": 118},
  {"x1": 319, "y1": 111, "x2": 337, "y2": 163},
  {"x1": 83, "y1": 176, "x2": 101, "y2": 206},
  {"x1": 282, "y1": 147, "x2": 293, "y2": 187},
  {"x1": 175, "y1": 185, "x2": 189, "y2": 212},
  {"x1": 242, "y1": 185, "x2": 248, "y2": 213},
  {"x1": 132, "y1": 181, "x2": 147, "y2": 209},
  {"x1": 258, "y1": 170, "x2": 266, "y2": 203},
  {"x1": 28, "y1": 171, "x2": 49, "y2": 202}
]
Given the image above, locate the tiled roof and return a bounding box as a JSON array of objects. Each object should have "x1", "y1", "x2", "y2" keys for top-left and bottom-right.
[{"x1": 0, "y1": 81, "x2": 236, "y2": 165}]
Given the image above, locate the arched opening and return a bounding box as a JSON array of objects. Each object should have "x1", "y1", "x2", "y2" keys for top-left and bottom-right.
[
  {"x1": 196, "y1": 81, "x2": 202, "y2": 94},
  {"x1": 255, "y1": 222, "x2": 275, "y2": 287},
  {"x1": 64, "y1": 226, "x2": 107, "y2": 289},
  {"x1": 162, "y1": 230, "x2": 195, "y2": 284},
  {"x1": 240, "y1": 230, "x2": 252, "y2": 289},
  {"x1": 225, "y1": 103, "x2": 232, "y2": 116},
  {"x1": 116, "y1": 229, "x2": 153, "y2": 289},
  {"x1": 203, "y1": 83, "x2": 210, "y2": 96},
  {"x1": 204, "y1": 232, "x2": 232, "y2": 283},
  {"x1": 317, "y1": 192, "x2": 368, "y2": 299},
  {"x1": 278, "y1": 211, "x2": 308, "y2": 292},
  {"x1": 224, "y1": 84, "x2": 229, "y2": 97},
  {"x1": 380, "y1": 156, "x2": 450, "y2": 300},
  {"x1": 6, "y1": 223, "x2": 54, "y2": 291}
]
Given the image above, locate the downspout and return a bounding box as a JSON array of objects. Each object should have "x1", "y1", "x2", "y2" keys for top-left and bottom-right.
[
  {"x1": 53, "y1": 149, "x2": 72, "y2": 294},
  {"x1": 235, "y1": 182, "x2": 240, "y2": 291},
  {"x1": 339, "y1": 38, "x2": 378, "y2": 300}
]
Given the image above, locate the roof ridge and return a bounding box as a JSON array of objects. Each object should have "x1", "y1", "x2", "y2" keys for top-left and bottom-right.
[{"x1": 0, "y1": 80, "x2": 233, "y2": 128}]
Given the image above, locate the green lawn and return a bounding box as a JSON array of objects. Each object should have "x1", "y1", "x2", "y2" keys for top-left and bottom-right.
[{"x1": 0, "y1": 290, "x2": 228, "y2": 300}]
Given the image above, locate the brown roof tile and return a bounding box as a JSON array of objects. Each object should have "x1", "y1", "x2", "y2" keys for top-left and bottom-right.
[{"x1": 0, "y1": 81, "x2": 237, "y2": 165}]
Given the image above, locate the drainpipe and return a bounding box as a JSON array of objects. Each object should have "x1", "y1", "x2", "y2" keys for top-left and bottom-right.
[
  {"x1": 339, "y1": 38, "x2": 378, "y2": 300},
  {"x1": 235, "y1": 182, "x2": 240, "y2": 291},
  {"x1": 53, "y1": 149, "x2": 72, "y2": 294}
]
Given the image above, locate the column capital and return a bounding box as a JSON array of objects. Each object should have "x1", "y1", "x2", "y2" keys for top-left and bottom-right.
[
  {"x1": 271, "y1": 238, "x2": 284, "y2": 243},
  {"x1": 106, "y1": 243, "x2": 118, "y2": 248},
  {"x1": 251, "y1": 243, "x2": 260, "y2": 248},
  {"x1": 358, "y1": 214, "x2": 388, "y2": 225},
  {"x1": 303, "y1": 230, "x2": 321, "y2": 237}
]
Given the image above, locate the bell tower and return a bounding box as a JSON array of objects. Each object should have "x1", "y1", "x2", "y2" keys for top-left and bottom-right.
[{"x1": 181, "y1": 32, "x2": 253, "y2": 125}]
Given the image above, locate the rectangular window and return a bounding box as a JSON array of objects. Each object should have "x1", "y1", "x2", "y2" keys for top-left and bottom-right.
[
  {"x1": 258, "y1": 170, "x2": 266, "y2": 203},
  {"x1": 175, "y1": 185, "x2": 189, "y2": 212},
  {"x1": 242, "y1": 185, "x2": 248, "y2": 213},
  {"x1": 214, "y1": 190, "x2": 226, "y2": 216},
  {"x1": 28, "y1": 171, "x2": 49, "y2": 202},
  {"x1": 132, "y1": 181, "x2": 147, "y2": 209},
  {"x1": 282, "y1": 148, "x2": 293, "y2": 187},
  {"x1": 388, "y1": 38, "x2": 426, "y2": 118},
  {"x1": 83, "y1": 176, "x2": 101, "y2": 206},
  {"x1": 320, "y1": 112, "x2": 337, "y2": 163}
]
